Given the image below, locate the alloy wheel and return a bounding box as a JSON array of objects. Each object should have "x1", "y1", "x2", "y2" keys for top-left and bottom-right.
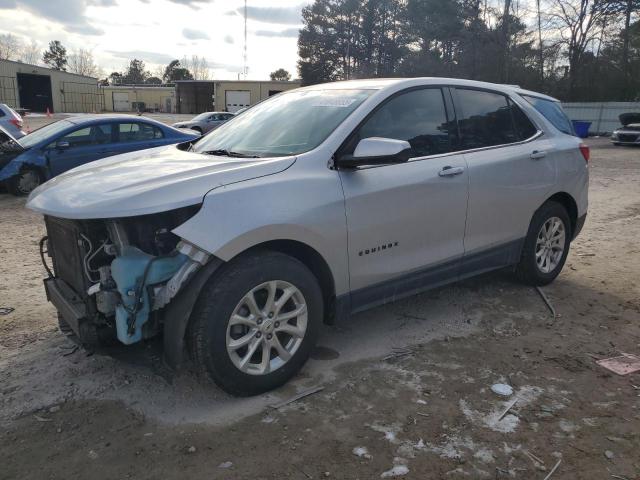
[
  {"x1": 226, "y1": 280, "x2": 308, "y2": 375},
  {"x1": 535, "y1": 216, "x2": 566, "y2": 274}
]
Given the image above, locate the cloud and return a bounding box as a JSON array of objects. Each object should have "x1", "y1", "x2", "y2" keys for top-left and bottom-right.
[
  {"x1": 255, "y1": 28, "x2": 299, "y2": 38},
  {"x1": 108, "y1": 50, "x2": 175, "y2": 64},
  {"x1": 240, "y1": 4, "x2": 305, "y2": 25},
  {"x1": 224, "y1": 34, "x2": 234, "y2": 44},
  {"x1": 182, "y1": 27, "x2": 209, "y2": 40},
  {"x1": 0, "y1": 0, "x2": 104, "y2": 35},
  {"x1": 167, "y1": 0, "x2": 213, "y2": 7}
]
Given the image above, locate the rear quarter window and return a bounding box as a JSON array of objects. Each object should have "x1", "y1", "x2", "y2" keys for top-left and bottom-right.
[{"x1": 522, "y1": 95, "x2": 574, "y2": 135}]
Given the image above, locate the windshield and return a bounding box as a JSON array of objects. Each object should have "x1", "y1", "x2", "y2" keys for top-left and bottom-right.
[
  {"x1": 18, "y1": 120, "x2": 73, "y2": 148},
  {"x1": 192, "y1": 112, "x2": 214, "y2": 121},
  {"x1": 193, "y1": 89, "x2": 372, "y2": 157}
]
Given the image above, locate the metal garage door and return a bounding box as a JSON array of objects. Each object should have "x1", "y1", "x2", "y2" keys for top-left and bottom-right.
[
  {"x1": 112, "y1": 92, "x2": 130, "y2": 112},
  {"x1": 225, "y1": 91, "x2": 250, "y2": 113}
]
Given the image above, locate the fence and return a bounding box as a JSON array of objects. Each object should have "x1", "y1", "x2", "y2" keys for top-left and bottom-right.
[{"x1": 561, "y1": 102, "x2": 640, "y2": 135}]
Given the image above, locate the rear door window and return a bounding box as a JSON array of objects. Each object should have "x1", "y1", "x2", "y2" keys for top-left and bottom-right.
[
  {"x1": 522, "y1": 95, "x2": 574, "y2": 135},
  {"x1": 455, "y1": 89, "x2": 519, "y2": 149},
  {"x1": 347, "y1": 88, "x2": 454, "y2": 158},
  {"x1": 117, "y1": 122, "x2": 164, "y2": 142},
  {"x1": 56, "y1": 123, "x2": 112, "y2": 147}
]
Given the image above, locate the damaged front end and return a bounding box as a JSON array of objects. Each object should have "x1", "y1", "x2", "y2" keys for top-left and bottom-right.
[{"x1": 41, "y1": 205, "x2": 213, "y2": 352}]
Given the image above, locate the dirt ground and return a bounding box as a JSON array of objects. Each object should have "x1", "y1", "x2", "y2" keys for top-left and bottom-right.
[{"x1": 1, "y1": 137, "x2": 639, "y2": 480}]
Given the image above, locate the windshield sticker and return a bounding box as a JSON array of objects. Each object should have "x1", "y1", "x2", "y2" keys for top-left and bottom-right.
[{"x1": 311, "y1": 97, "x2": 357, "y2": 108}]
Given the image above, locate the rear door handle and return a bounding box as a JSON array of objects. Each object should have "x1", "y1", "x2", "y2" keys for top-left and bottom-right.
[
  {"x1": 438, "y1": 166, "x2": 465, "y2": 177},
  {"x1": 530, "y1": 150, "x2": 547, "y2": 160}
]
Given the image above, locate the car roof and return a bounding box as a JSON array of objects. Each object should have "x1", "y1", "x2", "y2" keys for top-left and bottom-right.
[
  {"x1": 65, "y1": 114, "x2": 165, "y2": 125},
  {"x1": 297, "y1": 77, "x2": 560, "y2": 102}
]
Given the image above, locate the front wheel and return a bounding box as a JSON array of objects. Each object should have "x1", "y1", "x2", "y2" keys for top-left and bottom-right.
[
  {"x1": 188, "y1": 251, "x2": 323, "y2": 396},
  {"x1": 7, "y1": 168, "x2": 41, "y2": 196},
  {"x1": 515, "y1": 201, "x2": 571, "y2": 286}
]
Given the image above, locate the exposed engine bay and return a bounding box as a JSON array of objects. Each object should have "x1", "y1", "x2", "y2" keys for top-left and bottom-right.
[{"x1": 41, "y1": 205, "x2": 210, "y2": 347}]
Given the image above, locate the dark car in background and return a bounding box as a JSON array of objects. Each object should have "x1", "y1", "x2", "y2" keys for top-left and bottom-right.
[
  {"x1": 172, "y1": 111, "x2": 235, "y2": 134},
  {"x1": 0, "y1": 115, "x2": 198, "y2": 195},
  {"x1": 611, "y1": 113, "x2": 640, "y2": 146}
]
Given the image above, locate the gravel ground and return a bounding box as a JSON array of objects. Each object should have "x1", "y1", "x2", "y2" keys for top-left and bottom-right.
[{"x1": 1, "y1": 138, "x2": 639, "y2": 479}]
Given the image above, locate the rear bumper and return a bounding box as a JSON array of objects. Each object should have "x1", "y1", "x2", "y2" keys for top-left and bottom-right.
[
  {"x1": 44, "y1": 277, "x2": 86, "y2": 336},
  {"x1": 573, "y1": 213, "x2": 587, "y2": 240}
]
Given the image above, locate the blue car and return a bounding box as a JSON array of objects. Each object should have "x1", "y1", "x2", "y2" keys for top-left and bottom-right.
[{"x1": 0, "y1": 115, "x2": 199, "y2": 195}]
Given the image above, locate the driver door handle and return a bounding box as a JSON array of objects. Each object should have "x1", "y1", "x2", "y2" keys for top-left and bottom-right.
[
  {"x1": 530, "y1": 150, "x2": 547, "y2": 160},
  {"x1": 438, "y1": 166, "x2": 465, "y2": 177}
]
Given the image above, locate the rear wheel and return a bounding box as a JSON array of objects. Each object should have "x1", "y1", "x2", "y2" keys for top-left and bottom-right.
[
  {"x1": 7, "y1": 168, "x2": 41, "y2": 196},
  {"x1": 188, "y1": 251, "x2": 323, "y2": 396},
  {"x1": 516, "y1": 201, "x2": 571, "y2": 286}
]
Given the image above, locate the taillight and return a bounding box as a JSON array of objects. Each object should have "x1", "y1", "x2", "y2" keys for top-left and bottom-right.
[
  {"x1": 579, "y1": 143, "x2": 589, "y2": 163},
  {"x1": 9, "y1": 118, "x2": 22, "y2": 129}
]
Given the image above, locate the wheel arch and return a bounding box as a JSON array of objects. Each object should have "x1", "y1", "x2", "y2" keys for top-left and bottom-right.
[
  {"x1": 235, "y1": 239, "x2": 338, "y2": 325},
  {"x1": 544, "y1": 192, "x2": 578, "y2": 236}
]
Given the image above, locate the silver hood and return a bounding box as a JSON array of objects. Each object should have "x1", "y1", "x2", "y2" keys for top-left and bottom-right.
[{"x1": 27, "y1": 144, "x2": 295, "y2": 219}]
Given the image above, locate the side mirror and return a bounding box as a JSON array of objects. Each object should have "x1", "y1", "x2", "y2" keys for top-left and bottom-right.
[
  {"x1": 337, "y1": 137, "x2": 412, "y2": 168},
  {"x1": 55, "y1": 140, "x2": 70, "y2": 150}
]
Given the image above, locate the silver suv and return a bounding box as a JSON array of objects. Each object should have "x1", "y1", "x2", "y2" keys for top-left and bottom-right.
[{"x1": 27, "y1": 78, "x2": 589, "y2": 396}]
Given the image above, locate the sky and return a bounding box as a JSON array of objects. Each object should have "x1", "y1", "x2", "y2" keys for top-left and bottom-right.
[{"x1": 0, "y1": 0, "x2": 310, "y2": 80}]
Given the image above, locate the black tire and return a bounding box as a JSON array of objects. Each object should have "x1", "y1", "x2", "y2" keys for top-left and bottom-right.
[
  {"x1": 515, "y1": 201, "x2": 572, "y2": 286},
  {"x1": 7, "y1": 168, "x2": 42, "y2": 196},
  {"x1": 188, "y1": 250, "x2": 323, "y2": 396}
]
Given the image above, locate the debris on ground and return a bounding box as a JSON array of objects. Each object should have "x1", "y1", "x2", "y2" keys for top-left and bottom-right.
[
  {"x1": 187, "y1": 446, "x2": 196, "y2": 453},
  {"x1": 498, "y1": 398, "x2": 518, "y2": 421},
  {"x1": 542, "y1": 458, "x2": 562, "y2": 479},
  {"x1": 218, "y1": 461, "x2": 233, "y2": 468},
  {"x1": 596, "y1": 354, "x2": 640, "y2": 375},
  {"x1": 352, "y1": 446, "x2": 372, "y2": 459},
  {"x1": 0, "y1": 307, "x2": 14, "y2": 315},
  {"x1": 491, "y1": 383, "x2": 514, "y2": 396},
  {"x1": 380, "y1": 458, "x2": 409, "y2": 478},
  {"x1": 535, "y1": 286, "x2": 556, "y2": 318},
  {"x1": 269, "y1": 385, "x2": 325, "y2": 409}
]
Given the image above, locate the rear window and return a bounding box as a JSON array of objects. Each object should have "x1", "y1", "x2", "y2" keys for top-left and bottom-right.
[
  {"x1": 522, "y1": 95, "x2": 574, "y2": 135},
  {"x1": 118, "y1": 122, "x2": 164, "y2": 142}
]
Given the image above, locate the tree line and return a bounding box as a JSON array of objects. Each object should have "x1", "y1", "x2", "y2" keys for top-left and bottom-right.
[{"x1": 297, "y1": 0, "x2": 640, "y2": 101}]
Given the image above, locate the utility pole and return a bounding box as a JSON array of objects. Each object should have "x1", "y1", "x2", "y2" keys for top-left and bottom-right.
[
  {"x1": 243, "y1": 0, "x2": 248, "y2": 80},
  {"x1": 537, "y1": 0, "x2": 544, "y2": 85}
]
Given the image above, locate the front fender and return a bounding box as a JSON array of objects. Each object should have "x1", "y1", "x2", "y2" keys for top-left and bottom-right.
[
  {"x1": 0, "y1": 154, "x2": 48, "y2": 182},
  {"x1": 171, "y1": 165, "x2": 350, "y2": 296}
]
